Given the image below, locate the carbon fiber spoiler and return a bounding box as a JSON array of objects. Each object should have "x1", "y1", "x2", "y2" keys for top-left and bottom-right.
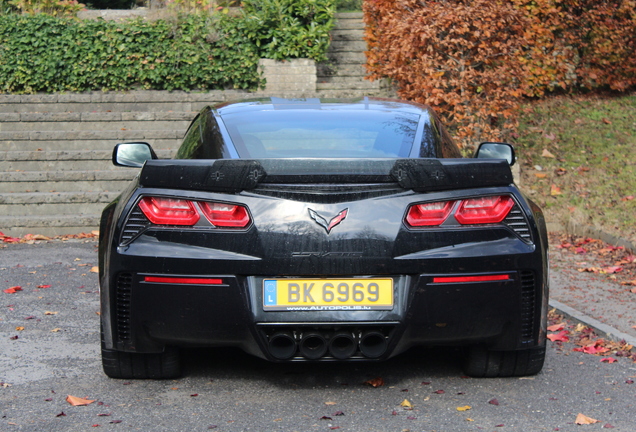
[{"x1": 139, "y1": 158, "x2": 513, "y2": 193}]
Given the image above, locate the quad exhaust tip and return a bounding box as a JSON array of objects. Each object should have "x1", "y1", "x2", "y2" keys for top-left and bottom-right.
[
  {"x1": 359, "y1": 331, "x2": 388, "y2": 358},
  {"x1": 299, "y1": 333, "x2": 328, "y2": 359},
  {"x1": 267, "y1": 330, "x2": 389, "y2": 360},
  {"x1": 328, "y1": 333, "x2": 357, "y2": 360},
  {"x1": 268, "y1": 332, "x2": 297, "y2": 360}
]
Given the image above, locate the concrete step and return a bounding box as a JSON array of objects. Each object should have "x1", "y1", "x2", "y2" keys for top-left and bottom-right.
[
  {"x1": 0, "y1": 201, "x2": 108, "y2": 217},
  {"x1": 0, "y1": 215, "x2": 102, "y2": 237},
  {"x1": 0, "y1": 129, "x2": 186, "y2": 143},
  {"x1": 0, "y1": 170, "x2": 137, "y2": 193},
  {"x1": 0, "y1": 90, "x2": 250, "y2": 113},
  {"x1": 0, "y1": 119, "x2": 191, "y2": 132},
  {"x1": 317, "y1": 63, "x2": 369, "y2": 78},
  {"x1": 330, "y1": 29, "x2": 365, "y2": 41},
  {"x1": 329, "y1": 40, "x2": 368, "y2": 52},
  {"x1": 0, "y1": 191, "x2": 120, "y2": 204},
  {"x1": 316, "y1": 81, "x2": 380, "y2": 91},
  {"x1": 0, "y1": 111, "x2": 196, "y2": 123},
  {"x1": 1, "y1": 149, "x2": 174, "y2": 170},
  {"x1": 0, "y1": 138, "x2": 181, "y2": 152},
  {"x1": 326, "y1": 52, "x2": 368, "y2": 63}
]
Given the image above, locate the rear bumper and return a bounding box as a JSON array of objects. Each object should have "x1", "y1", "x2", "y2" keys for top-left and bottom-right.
[{"x1": 103, "y1": 267, "x2": 545, "y2": 361}]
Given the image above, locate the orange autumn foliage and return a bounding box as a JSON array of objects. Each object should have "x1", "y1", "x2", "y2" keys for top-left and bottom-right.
[{"x1": 363, "y1": 0, "x2": 636, "y2": 148}]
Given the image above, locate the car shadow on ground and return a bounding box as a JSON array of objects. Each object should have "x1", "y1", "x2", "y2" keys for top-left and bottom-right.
[{"x1": 180, "y1": 346, "x2": 465, "y2": 387}]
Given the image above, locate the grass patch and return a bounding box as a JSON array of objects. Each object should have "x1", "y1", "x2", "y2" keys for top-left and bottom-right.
[{"x1": 516, "y1": 93, "x2": 636, "y2": 242}]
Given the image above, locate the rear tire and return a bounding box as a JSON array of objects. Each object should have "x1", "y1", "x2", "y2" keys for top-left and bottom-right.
[
  {"x1": 101, "y1": 328, "x2": 181, "y2": 379},
  {"x1": 463, "y1": 344, "x2": 545, "y2": 378}
]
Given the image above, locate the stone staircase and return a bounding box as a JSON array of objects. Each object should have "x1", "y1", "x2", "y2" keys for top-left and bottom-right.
[
  {"x1": 0, "y1": 91, "x2": 252, "y2": 236},
  {"x1": 316, "y1": 12, "x2": 383, "y2": 97}
]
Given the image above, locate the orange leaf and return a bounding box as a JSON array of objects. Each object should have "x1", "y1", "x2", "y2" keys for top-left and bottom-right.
[
  {"x1": 600, "y1": 357, "x2": 617, "y2": 364},
  {"x1": 364, "y1": 377, "x2": 385, "y2": 387},
  {"x1": 66, "y1": 395, "x2": 95, "y2": 406},
  {"x1": 3, "y1": 286, "x2": 22, "y2": 294},
  {"x1": 547, "y1": 323, "x2": 565, "y2": 332},
  {"x1": 575, "y1": 413, "x2": 599, "y2": 425},
  {"x1": 550, "y1": 184, "x2": 562, "y2": 196},
  {"x1": 547, "y1": 330, "x2": 569, "y2": 342}
]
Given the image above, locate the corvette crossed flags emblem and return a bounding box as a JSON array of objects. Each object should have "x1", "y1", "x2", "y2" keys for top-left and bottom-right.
[{"x1": 308, "y1": 208, "x2": 349, "y2": 234}]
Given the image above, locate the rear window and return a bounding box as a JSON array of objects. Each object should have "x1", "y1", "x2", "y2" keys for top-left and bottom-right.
[{"x1": 222, "y1": 110, "x2": 420, "y2": 158}]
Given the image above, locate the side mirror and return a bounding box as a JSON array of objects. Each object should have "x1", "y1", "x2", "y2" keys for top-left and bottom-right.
[
  {"x1": 475, "y1": 142, "x2": 516, "y2": 166},
  {"x1": 112, "y1": 142, "x2": 157, "y2": 168}
]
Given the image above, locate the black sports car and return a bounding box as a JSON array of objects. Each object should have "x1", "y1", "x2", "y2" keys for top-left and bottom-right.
[{"x1": 99, "y1": 97, "x2": 548, "y2": 379}]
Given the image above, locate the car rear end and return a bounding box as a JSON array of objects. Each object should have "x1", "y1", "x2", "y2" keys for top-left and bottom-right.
[{"x1": 100, "y1": 157, "x2": 548, "y2": 375}]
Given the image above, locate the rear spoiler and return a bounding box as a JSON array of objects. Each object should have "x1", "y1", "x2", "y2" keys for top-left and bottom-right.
[{"x1": 139, "y1": 158, "x2": 513, "y2": 193}]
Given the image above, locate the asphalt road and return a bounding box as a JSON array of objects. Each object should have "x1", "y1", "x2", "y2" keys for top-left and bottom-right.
[{"x1": 1, "y1": 240, "x2": 636, "y2": 431}]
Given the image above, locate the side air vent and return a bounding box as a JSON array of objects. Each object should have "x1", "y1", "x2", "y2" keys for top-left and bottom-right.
[
  {"x1": 249, "y1": 183, "x2": 406, "y2": 203},
  {"x1": 120, "y1": 207, "x2": 150, "y2": 245},
  {"x1": 115, "y1": 273, "x2": 133, "y2": 342},
  {"x1": 519, "y1": 271, "x2": 536, "y2": 342},
  {"x1": 503, "y1": 205, "x2": 532, "y2": 242}
]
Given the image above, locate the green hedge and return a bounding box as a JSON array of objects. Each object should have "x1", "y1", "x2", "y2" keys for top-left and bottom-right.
[{"x1": 0, "y1": 0, "x2": 334, "y2": 93}]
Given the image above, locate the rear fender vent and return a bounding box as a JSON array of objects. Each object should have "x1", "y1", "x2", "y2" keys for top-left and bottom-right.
[
  {"x1": 120, "y1": 207, "x2": 150, "y2": 245},
  {"x1": 115, "y1": 273, "x2": 133, "y2": 343},
  {"x1": 249, "y1": 183, "x2": 407, "y2": 203},
  {"x1": 503, "y1": 204, "x2": 532, "y2": 242},
  {"x1": 519, "y1": 271, "x2": 536, "y2": 343}
]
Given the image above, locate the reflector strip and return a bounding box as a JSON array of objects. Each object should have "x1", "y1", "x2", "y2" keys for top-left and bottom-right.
[
  {"x1": 144, "y1": 276, "x2": 223, "y2": 285},
  {"x1": 432, "y1": 275, "x2": 510, "y2": 284}
]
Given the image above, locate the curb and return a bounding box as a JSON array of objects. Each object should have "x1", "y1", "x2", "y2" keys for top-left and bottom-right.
[{"x1": 549, "y1": 299, "x2": 636, "y2": 347}]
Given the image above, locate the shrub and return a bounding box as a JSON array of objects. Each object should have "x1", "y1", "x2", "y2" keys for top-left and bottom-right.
[
  {"x1": 8, "y1": 0, "x2": 84, "y2": 17},
  {"x1": 241, "y1": 0, "x2": 335, "y2": 61},
  {"x1": 364, "y1": 0, "x2": 636, "y2": 148},
  {"x1": 0, "y1": 13, "x2": 262, "y2": 92}
]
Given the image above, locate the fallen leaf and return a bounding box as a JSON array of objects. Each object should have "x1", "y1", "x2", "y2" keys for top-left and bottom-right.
[
  {"x1": 44, "y1": 311, "x2": 58, "y2": 315},
  {"x1": 400, "y1": 399, "x2": 413, "y2": 409},
  {"x1": 547, "y1": 323, "x2": 565, "y2": 332},
  {"x1": 364, "y1": 377, "x2": 384, "y2": 387},
  {"x1": 37, "y1": 285, "x2": 51, "y2": 289},
  {"x1": 575, "y1": 413, "x2": 599, "y2": 425},
  {"x1": 550, "y1": 184, "x2": 562, "y2": 196},
  {"x1": 601, "y1": 118, "x2": 612, "y2": 125},
  {"x1": 534, "y1": 172, "x2": 548, "y2": 179},
  {"x1": 600, "y1": 357, "x2": 617, "y2": 363},
  {"x1": 456, "y1": 405, "x2": 471, "y2": 411},
  {"x1": 3, "y1": 286, "x2": 22, "y2": 294},
  {"x1": 489, "y1": 398, "x2": 500, "y2": 405},
  {"x1": 66, "y1": 395, "x2": 95, "y2": 406},
  {"x1": 90, "y1": 266, "x2": 99, "y2": 273},
  {"x1": 324, "y1": 401, "x2": 337, "y2": 406},
  {"x1": 15, "y1": 326, "x2": 24, "y2": 331},
  {"x1": 547, "y1": 330, "x2": 569, "y2": 342}
]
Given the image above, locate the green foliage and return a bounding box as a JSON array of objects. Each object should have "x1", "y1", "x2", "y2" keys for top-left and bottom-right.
[
  {"x1": 0, "y1": 13, "x2": 263, "y2": 93},
  {"x1": 0, "y1": 0, "x2": 335, "y2": 93},
  {"x1": 242, "y1": 0, "x2": 335, "y2": 61}
]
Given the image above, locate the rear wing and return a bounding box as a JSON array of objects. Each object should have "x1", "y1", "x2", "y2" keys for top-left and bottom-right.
[{"x1": 139, "y1": 158, "x2": 513, "y2": 193}]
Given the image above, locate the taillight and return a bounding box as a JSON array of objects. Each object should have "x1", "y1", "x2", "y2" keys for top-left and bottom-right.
[
  {"x1": 200, "y1": 202, "x2": 251, "y2": 228},
  {"x1": 406, "y1": 195, "x2": 515, "y2": 227},
  {"x1": 138, "y1": 197, "x2": 200, "y2": 225},
  {"x1": 455, "y1": 196, "x2": 514, "y2": 224},
  {"x1": 406, "y1": 201, "x2": 455, "y2": 227}
]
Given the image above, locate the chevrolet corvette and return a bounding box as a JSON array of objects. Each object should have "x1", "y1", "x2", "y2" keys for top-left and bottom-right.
[{"x1": 98, "y1": 97, "x2": 548, "y2": 379}]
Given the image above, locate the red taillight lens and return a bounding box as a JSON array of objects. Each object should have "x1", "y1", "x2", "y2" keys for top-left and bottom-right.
[
  {"x1": 406, "y1": 201, "x2": 455, "y2": 227},
  {"x1": 455, "y1": 196, "x2": 514, "y2": 224},
  {"x1": 433, "y1": 274, "x2": 510, "y2": 284},
  {"x1": 138, "y1": 197, "x2": 200, "y2": 225},
  {"x1": 200, "y1": 202, "x2": 251, "y2": 228},
  {"x1": 144, "y1": 276, "x2": 223, "y2": 285}
]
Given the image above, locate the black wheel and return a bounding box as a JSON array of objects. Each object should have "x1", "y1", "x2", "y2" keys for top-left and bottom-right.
[
  {"x1": 101, "y1": 328, "x2": 181, "y2": 379},
  {"x1": 463, "y1": 344, "x2": 546, "y2": 378}
]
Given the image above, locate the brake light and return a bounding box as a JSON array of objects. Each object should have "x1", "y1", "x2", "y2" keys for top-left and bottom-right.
[
  {"x1": 138, "y1": 197, "x2": 199, "y2": 225},
  {"x1": 455, "y1": 196, "x2": 514, "y2": 224},
  {"x1": 433, "y1": 275, "x2": 510, "y2": 283},
  {"x1": 200, "y1": 202, "x2": 251, "y2": 228},
  {"x1": 406, "y1": 201, "x2": 455, "y2": 227},
  {"x1": 144, "y1": 276, "x2": 223, "y2": 285}
]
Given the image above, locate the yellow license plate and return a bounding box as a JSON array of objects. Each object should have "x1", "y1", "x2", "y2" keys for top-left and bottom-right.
[{"x1": 263, "y1": 278, "x2": 393, "y2": 311}]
